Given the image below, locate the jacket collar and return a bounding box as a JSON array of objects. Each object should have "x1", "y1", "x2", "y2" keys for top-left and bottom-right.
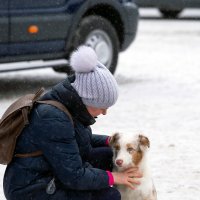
[{"x1": 41, "y1": 76, "x2": 96, "y2": 126}]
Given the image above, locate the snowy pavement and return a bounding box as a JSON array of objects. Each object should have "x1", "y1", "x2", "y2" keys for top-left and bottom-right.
[{"x1": 1, "y1": 9, "x2": 200, "y2": 200}]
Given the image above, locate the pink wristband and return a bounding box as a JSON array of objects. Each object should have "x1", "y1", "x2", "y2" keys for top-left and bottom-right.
[
  {"x1": 106, "y1": 171, "x2": 114, "y2": 186},
  {"x1": 105, "y1": 136, "x2": 110, "y2": 146}
]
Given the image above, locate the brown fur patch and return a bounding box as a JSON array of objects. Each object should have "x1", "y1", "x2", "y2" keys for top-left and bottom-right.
[
  {"x1": 109, "y1": 133, "x2": 120, "y2": 147},
  {"x1": 139, "y1": 135, "x2": 150, "y2": 148},
  {"x1": 126, "y1": 143, "x2": 143, "y2": 166},
  {"x1": 114, "y1": 144, "x2": 120, "y2": 151},
  {"x1": 132, "y1": 150, "x2": 143, "y2": 166}
]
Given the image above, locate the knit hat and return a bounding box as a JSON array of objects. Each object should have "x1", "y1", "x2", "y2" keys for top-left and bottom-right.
[{"x1": 70, "y1": 46, "x2": 119, "y2": 109}]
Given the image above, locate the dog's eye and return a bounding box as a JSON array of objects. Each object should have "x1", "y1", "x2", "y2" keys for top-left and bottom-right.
[
  {"x1": 127, "y1": 147, "x2": 134, "y2": 153},
  {"x1": 114, "y1": 145, "x2": 120, "y2": 151}
]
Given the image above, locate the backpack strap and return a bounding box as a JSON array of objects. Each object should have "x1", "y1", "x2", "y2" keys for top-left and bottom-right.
[
  {"x1": 15, "y1": 150, "x2": 43, "y2": 158},
  {"x1": 32, "y1": 87, "x2": 45, "y2": 102},
  {"x1": 37, "y1": 100, "x2": 74, "y2": 125},
  {"x1": 15, "y1": 100, "x2": 73, "y2": 158}
]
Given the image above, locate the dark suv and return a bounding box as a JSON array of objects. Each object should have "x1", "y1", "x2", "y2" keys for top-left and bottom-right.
[{"x1": 0, "y1": 0, "x2": 138, "y2": 74}]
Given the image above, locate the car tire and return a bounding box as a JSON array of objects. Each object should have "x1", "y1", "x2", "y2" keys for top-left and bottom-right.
[
  {"x1": 54, "y1": 15, "x2": 119, "y2": 74},
  {"x1": 159, "y1": 9, "x2": 182, "y2": 18}
]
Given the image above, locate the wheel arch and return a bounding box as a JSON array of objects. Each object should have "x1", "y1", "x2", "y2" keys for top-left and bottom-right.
[
  {"x1": 65, "y1": 2, "x2": 124, "y2": 54},
  {"x1": 82, "y1": 4, "x2": 124, "y2": 50}
]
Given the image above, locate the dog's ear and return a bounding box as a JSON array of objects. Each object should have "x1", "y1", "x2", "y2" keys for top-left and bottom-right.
[
  {"x1": 109, "y1": 133, "x2": 119, "y2": 147},
  {"x1": 139, "y1": 134, "x2": 150, "y2": 148}
]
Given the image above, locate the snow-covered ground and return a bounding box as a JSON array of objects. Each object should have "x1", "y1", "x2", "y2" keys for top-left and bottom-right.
[{"x1": 1, "y1": 9, "x2": 200, "y2": 200}]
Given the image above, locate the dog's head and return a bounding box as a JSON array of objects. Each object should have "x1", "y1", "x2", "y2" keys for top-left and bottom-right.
[{"x1": 109, "y1": 132, "x2": 150, "y2": 170}]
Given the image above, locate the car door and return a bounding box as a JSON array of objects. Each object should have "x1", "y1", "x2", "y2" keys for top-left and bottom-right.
[
  {"x1": 0, "y1": 0, "x2": 9, "y2": 56},
  {"x1": 9, "y1": 0, "x2": 70, "y2": 56},
  {"x1": 134, "y1": 0, "x2": 157, "y2": 7},
  {"x1": 185, "y1": 0, "x2": 200, "y2": 7}
]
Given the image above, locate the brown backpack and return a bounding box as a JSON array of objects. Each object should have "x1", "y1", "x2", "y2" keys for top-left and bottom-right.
[{"x1": 0, "y1": 88, "x2": 73, "y2": 165}]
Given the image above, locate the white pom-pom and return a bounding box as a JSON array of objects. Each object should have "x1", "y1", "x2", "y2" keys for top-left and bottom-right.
[{"x1": 70, "y1": 46, "x2": 98, "y2": 73}]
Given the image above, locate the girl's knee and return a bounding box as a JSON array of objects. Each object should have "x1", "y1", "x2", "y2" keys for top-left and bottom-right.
[
  {"x1": 108, "y1": 187, "x2": 121, "y2": 200},
  {"x1": 92, "y1": 187, "x2": 121, "y2": 200}
]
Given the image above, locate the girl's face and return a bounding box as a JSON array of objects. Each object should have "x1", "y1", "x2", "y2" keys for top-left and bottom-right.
[{"x1": 86, "y1": 106, "x2": 108, "y2": 117}]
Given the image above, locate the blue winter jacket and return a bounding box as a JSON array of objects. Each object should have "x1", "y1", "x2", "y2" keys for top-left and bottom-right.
[{"x1": 3, "y1": 77, "x2": 110, "y2": 200}]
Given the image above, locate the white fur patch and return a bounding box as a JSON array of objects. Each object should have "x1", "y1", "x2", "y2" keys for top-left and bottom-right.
[{"x1": 70, "y1": 46, "x2": 98, "y2": 73}]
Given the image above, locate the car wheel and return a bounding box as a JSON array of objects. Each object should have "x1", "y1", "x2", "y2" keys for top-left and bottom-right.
[
  {"x1": 54, "y1": 15, "x2": 119, "y2": 74},
  {"x1": 71, "y1": 15, "x2": 119, "y2": 74},
  {"x1": 159, "y1": 9, "x2": 182, "y2": 18}
]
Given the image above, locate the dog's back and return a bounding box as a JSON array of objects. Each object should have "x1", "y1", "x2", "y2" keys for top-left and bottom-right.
[{"x1": 110, "y1": 133, "x2": 157, "y2": 200}]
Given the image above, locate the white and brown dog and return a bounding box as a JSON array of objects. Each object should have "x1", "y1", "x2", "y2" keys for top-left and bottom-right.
[{"x1": 109, "y1": 132, "x2": 157, "y2": 200}]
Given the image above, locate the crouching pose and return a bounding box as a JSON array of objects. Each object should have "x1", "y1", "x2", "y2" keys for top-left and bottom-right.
[{"x1": 3, "y1": 46, "x2": 142, "y2": 200}]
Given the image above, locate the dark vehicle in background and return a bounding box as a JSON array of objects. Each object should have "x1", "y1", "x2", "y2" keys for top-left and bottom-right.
[
  {"x1": 135, "y1": 0, "x2": 200, "y2": 18},
  {"x1": 0, "y1": 0, "x2": 138, "y2": 74}
]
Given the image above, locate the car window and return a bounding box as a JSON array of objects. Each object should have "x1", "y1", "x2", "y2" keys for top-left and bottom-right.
[{"x1": 10, "y1": 0, "x2": 67, "y2": 9}]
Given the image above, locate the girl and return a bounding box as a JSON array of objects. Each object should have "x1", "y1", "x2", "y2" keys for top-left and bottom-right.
[{"x1": 3, "y1": 46, "x2": 142, "y2": 200}]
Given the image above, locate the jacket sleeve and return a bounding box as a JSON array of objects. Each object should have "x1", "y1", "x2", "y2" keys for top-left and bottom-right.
[
  {"x1": 32, "y1": 105, "x2": 110, "y2": 190},
  {"x1": 91, "y1": 134, "x2": 110, "y2": 147}
]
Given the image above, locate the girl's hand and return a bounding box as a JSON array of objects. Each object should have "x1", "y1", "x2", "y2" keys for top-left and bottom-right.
[{"x1": 112, "y1": 167, "x2": 143, "y2": 190}]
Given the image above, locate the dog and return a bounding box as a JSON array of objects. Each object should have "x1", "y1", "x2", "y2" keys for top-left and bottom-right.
[{"x1": 109, "y1": 132, "x2": 157, "y2": 200}]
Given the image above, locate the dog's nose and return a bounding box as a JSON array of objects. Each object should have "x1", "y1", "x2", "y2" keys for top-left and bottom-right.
[{"x1": 116, "y1": 159, "x2": 123, "y2": 167}]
